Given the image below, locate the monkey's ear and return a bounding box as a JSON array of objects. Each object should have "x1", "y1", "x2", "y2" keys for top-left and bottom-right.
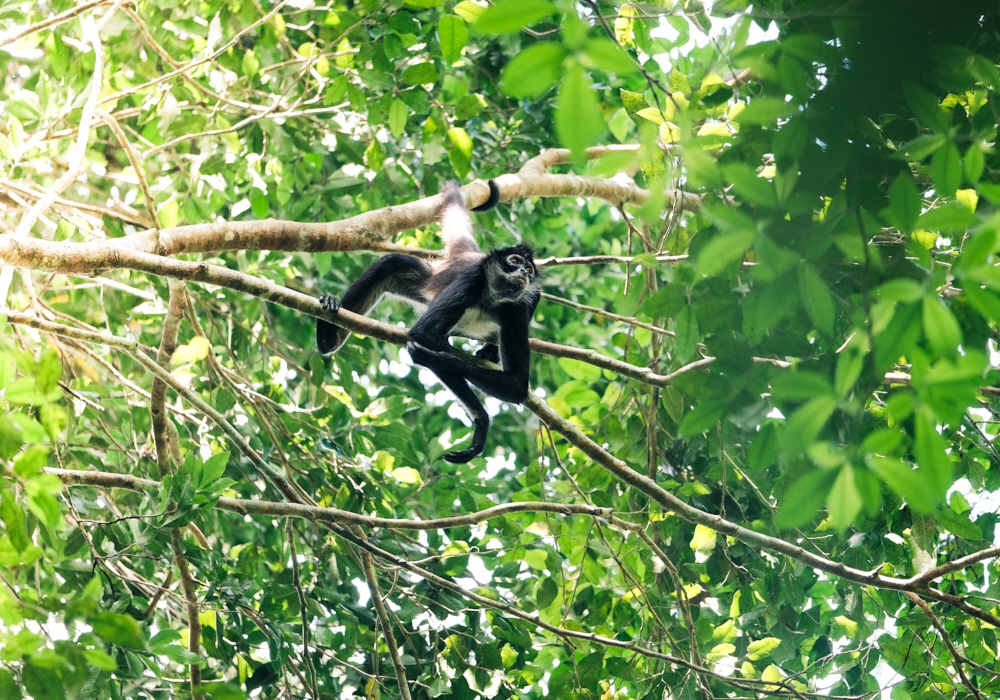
[{"x1": 470, "y1": 180, "x2": 500, "y2": 213}]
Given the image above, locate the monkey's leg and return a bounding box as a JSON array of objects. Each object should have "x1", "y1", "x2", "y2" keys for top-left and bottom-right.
[
  {"x1": 317, "y1": 254, "x2": 431, "y2": 355},
  {"x1": 408, "y1": 342, "x2": 490, "y2": 463}
]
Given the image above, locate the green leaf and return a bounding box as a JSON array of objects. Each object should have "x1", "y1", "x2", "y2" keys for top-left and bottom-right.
[
  {"x1": 747, "y1": 637, "x2": 781, "y2": 661},
  {"x1": 776, "y1": 469, "x2": 837, "y2": 527},
  {"x1": 828, "y1": 464, "x2": 861, "y2": 531},
  {"x1": 389, "y1": 98, "x2": 408, "y2": 137},
  {"x1": 876, "y1": 278, "x2": 924, "y2": 303},
  {"x1": 903, "y1": 82, "x2": 948, "y2": 131},
  {"x1": 916, "y1": 201, "x2": 976, "y2": 233},
  {"x1": 869, "y1": 456, "x2": 937, "y2": 513},
  {"x1": 689, "y1": 524, "x2": 717, "y2": 554},
  {"x1": 474, "y1": 0, "x2": 556, "y2": 34},
  {"x1": 930, "y1": 141, "x2": 962, "y2": 197},
  {"x1": 365, "y1": 140, "x2": 384, "y2": 172},
  {"x1": 23, "y1": 663, "x2": 64, "y2": 700},
  {"x1": 722, "y1": 163, "x2": 777, "y2": 208},
  {"x1": 401, "y1": 62, "x2": 439, "y2": 85},
  {"x1": 834, "y1": 349, "x2": 863, "y2": 398},
  {"x1": 558, "y1": 358, "x2": 602, "y2": 382},
  {"x1": 673, "y1": 306, "x2": 699, "y2": 362},
  {"x1": 555, "y1": 63, "x2": 605, "y2": 160},
  {"x1": 798, "y1": 263, "x2": 835, "y2": 337},
  {"x1": 677, "y1": 399, "x2": 725, "y2": 437},
  {"x1": 83, "y1": 648, "x2": 119, "y2": 671},
  {"x1": 438, "y1": 15, "x2": 469, "y2": 64},
  {"x1": 0, "y1": 489, "x2": 30, "y2": 552},
  {"x1": 535, "y1": 576, "x2": 558, "y2": 608},
  {"x1": 922, "y1": 296, "x2": 962, "y2": 358},
  {"x1": 583, "y1": 38, "x2": 637, "y2": 75},
  {"x1": 936, "y1": 507, "x2": 982, "y2": 540},
  {"x1": 499, "y1": 42, "x2": 565, "y2": 98},
  {"x1": 447, "y1": 127, "x2": 473, "y2": 176},
  {"x1": 732, "y1": 97, "x2": 796, "y2": 125},
  {"x1": 965, "y1": 143, "x2": 985, "y2": 183},
  {"x1": 454, "y1": 93, "x2": 486, "y2": 120},
  {"x1": 782, "y1": 396, "x2": 837, "y2": 456},
  {"x1": 638, "y1": 284, "x2": 686, "y2": 318},
  {"x1": 886, "y1": 173, "x2": 921, "y2": 234},
  {"x1": 620, "y1": 88, "x2": 651, "y2": 123},
  {"x1": 201, "y1": 452, "x2": 229, "y2": 488},
  {"x1": 770, "y1": 371, "x2": 833, "y2": 401},
  {"x1": 89, "y1": 611, "x2": 146, "y2": 649},
  {"x1": 696, "y1": 231, "x2": 755, "y2": 277},
  {"x1": 901, "y1": 133, "x2": 947, "y2": 161},
  {"x1": 453, "y1": 0, "x2": 487, "y2": 22},
  {"x1": 242, "y1": 50, "x2": 259, "y2": 78},
  {"x1": 914, "y1": 408, "x2": 952, "y2": 498},
  {"x1": 0, "y1": 669, "x2": 21, "y2": 700}
]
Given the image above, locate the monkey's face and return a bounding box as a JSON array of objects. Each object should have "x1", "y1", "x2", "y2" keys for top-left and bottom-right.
[
  {"x1": 503, "y1": 253, "x2": 534, "y2": 288},
  {"x1": 487, "y1": 244, "x2": 538, "y2": 303}
]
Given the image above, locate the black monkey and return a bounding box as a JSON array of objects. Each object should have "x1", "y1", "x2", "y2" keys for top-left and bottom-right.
[{"x1": 316, "y1": 180, "x2": 540, "y2": 463}]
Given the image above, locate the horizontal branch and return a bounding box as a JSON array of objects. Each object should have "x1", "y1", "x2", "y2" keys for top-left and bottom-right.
[
  {"x1": 33, "y1": 145, "x2": 698, "y2": 261},
  {"x1": 47, "y1": 466, "x2": 614, "y2": 530},
  {"x1": 536, "y1": 253, "x2": 689, "y2": 268},
  {"x1": 0, "y1": 247, "x2": 708, "y2": 387},
  {"x1": 45, "y1": 464, "x2": 811, "y2": 695}
]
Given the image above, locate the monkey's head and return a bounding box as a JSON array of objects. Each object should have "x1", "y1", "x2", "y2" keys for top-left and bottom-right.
[{"x1": 485, "y1": 243, "x2": 539, "y2": 303}]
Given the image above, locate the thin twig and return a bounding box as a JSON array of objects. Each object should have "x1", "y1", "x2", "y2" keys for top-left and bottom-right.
[{"x1": 357, "y1": 528, "x2": 412, "y2": 700}]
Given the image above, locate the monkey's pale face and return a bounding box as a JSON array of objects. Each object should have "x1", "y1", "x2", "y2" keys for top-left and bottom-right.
[{"x1": 502, "y1": 253, "x2": 536, "y2": 289}]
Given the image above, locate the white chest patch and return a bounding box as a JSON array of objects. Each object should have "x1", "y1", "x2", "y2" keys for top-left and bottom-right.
[{"x1": 451, "y1": 307, "x2": 500, "y2": 340}]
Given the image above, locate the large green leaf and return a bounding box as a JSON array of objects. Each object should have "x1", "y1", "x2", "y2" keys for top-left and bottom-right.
[
  {"x1": 474, "y1": 0, "x2": 556, "y2": 34},
  {"x1": 555, "y1": 62, "x2": 605, "y2": 160}
]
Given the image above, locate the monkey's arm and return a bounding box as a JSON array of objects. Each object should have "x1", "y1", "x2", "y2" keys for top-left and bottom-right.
[
  {"x1": 317, "y1": 253, "x2": 432, "y2": 355},
  {"x1": 409, "y1": 291, "x2": 536, "y2": 405}
]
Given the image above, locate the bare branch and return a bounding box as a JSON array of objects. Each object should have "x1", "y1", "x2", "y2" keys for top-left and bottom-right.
[
  {"x1": 96, "y1": 109, "x2": 161, "y2": 230},
  {"x1": 357, "y1": 530, "x2": 412, "y2": 700},
  {"x1": 904, "y1": 591, "x2": 983, "y2": 700}
]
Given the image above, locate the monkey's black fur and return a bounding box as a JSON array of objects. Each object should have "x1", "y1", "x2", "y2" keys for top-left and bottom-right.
[{"x1": 316, "y1": 180, "x2": 540, "y2": 463}]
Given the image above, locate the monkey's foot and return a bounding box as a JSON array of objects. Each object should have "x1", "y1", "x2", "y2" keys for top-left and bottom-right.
[
  {"x1": 406, "y1": 341, "x2": 450, "y2": 365},
  {"x1": 474, "y1": 344, "x2": 500, "y2": 363},
  {"x1": 319, "y1": 294, "x2": 341, "y2": 313},
  {"x1": 443, "y1": 420, "x2": 488, "y2": 463},
  {"x1": 443, "y1": 447, "x2": 480, "y2": 464}
]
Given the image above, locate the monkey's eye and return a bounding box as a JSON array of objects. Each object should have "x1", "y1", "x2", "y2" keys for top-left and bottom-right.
[{"x1": 507, "y1": 254, "x2": 524, "y2": 268}]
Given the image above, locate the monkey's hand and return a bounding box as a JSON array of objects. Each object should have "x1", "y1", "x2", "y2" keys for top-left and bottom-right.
[{"x1": 319, "y1": 294, "x2": 341, "y2": 313}]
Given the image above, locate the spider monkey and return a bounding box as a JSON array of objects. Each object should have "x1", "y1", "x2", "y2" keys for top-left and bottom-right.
[{"x1": 316, "y1": 180, "x2": 540, "y2": 463}]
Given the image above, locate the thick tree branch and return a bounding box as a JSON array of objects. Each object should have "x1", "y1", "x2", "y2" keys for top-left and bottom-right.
[
  {"x1": 0, "y1": 146, "x2": 699, "y2": 262},
  {"x1": 0, "y1": 244, "x2": 710, "y2": 387}
]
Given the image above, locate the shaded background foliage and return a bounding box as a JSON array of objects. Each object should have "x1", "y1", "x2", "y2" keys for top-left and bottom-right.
[{"x1": 3, "y1": 0, "x2": 1000, "y2": 699}]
